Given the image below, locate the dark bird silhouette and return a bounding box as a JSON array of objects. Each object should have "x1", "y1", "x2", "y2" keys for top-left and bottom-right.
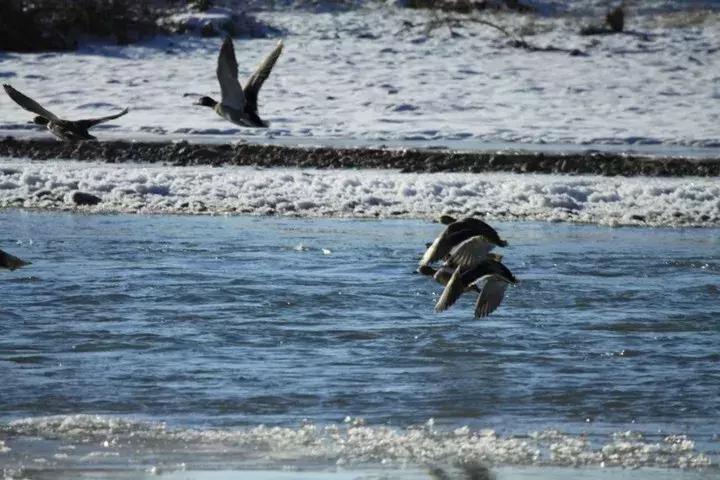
[
  {"x1": 3, "y1": 84, "x2": 128, "y2": 141},
  {"x1": 195, "y1": 36, "x2": 283, "y2": 128},
  {"x1": 0, "y1": 249, "x2": 31, "y2": 271}
]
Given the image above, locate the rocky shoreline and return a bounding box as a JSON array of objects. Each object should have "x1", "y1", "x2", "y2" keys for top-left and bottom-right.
[{"x1": 1, "y1": 137, "x2": 719, "y2": 177}]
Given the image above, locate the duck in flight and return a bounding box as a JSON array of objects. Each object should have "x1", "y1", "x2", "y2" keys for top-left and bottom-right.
[
  {"x1": 419, "y1": 216, "x2": 515, "y2": 318},
  {"x1": 0, "y1": 249, "x2": 31, "y2": 271},
  {"x1": 195, "y1": 36, "x2": 283, "y2": 128},
  {"x1": 3, "y1": 84, "x2": 128, "y2": 142}
]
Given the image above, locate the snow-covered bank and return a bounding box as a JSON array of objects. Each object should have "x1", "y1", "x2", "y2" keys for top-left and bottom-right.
[
  {"x1": 0, "y1": 7, "x2": 719, "y2": 147},
  {"x1": 1, "y1": 159, "x2": 718, "y2": 227}
]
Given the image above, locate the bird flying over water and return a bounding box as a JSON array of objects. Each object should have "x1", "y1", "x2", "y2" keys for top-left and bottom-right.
[
  {"x1": 419, "y1": 216, "x2": 514, "y2": 318},
  {"x1": 195, "y1": 36, "x2": 283, "y2": 128},
  {"x1": 0, "y1": 249, "x2": 31, "y2": 271},
  {"x1": 3, "y1": 84, "x2": 128, "y2": 142}
]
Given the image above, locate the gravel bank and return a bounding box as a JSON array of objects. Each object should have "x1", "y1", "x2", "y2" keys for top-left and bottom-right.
[{"x1": 1, "y1": 137, "x2": 719, "y2": 177}]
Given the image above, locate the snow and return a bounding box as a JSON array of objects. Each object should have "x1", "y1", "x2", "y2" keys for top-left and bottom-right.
[
  {"x1": 0, "y1": 6, "x2": 719, "y2": 147},
  {"x1": 1, "y1": 159, "x2": 718, "y2": 227}
]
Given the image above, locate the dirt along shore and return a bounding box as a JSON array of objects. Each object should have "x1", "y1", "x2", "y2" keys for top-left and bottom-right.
[{"x1": 1, "y1": 136, "x2": 719, "y2": 177}]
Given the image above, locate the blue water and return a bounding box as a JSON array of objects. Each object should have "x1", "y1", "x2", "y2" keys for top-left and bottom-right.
[{"x1": 1, "y1": 211, "x2": 719, "y2": 474}]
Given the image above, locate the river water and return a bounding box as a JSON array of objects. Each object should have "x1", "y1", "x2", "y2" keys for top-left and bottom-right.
[{"x1": 1, "y1": 211, "x2": 719, "y2": 478}]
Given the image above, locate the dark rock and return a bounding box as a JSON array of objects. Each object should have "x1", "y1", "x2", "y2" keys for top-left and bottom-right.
[{"x1": 72, "y1": 191, "x2": 101, "y2": 206}]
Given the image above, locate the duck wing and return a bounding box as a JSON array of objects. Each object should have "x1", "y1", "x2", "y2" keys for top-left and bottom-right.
[
  {"x1": 473, "y1": 275, "x2": 509, "y2": 318},
  {"x1": 74, "y1": 107, "x2": 129, "y2": 129},
  {"x1": 216, "y1": 37, "x2": 245, "y2": 110},
  {"x1": 434, "y1": 266, "x2": 465, "y2": 312},
  {"x1": 0, "y1": 249, "x2": 31, "y2": 271},
  {"x1": 447, "y1": 235, "x2": 494, "y2": 269},
  {"x1": 243, "y1": 40, "x2": 283, "y2": 114},
  {"x1": 3, "y1": 84, "x2": 60, "y2": 121}
]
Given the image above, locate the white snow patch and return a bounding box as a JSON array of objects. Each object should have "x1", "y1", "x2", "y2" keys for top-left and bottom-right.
[
  {"x1": 1, "y1": 159, "x2": 718, "y2": 227},
  {"x1": 0, "y1": 8, "x2": 718, "y2": 147}
]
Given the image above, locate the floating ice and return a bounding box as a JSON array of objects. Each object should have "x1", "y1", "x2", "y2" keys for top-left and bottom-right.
[
  {"x1": 0, "y1": 415, "x2": 714, "y2": 469},
  {"x1": 0, "y1": 159, "x2": 718, "y2": 227}
]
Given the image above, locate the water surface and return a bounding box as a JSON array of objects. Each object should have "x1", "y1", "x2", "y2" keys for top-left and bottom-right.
[{"x1": 1, "y1": 211, "x2": 719, "y2": 476}]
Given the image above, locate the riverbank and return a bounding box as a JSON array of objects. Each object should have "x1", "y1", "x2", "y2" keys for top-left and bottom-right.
[{"x1": 2, "y1": 137, "x2": 719, "y2": 176}]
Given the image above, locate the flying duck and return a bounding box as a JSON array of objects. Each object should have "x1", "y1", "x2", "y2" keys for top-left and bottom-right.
[
  {"x1": 3, "y1": 84, "x2": 128, "y2": 142},
  {"x1": 420, "y1": 216, "x2": 508, "y2": 268},
  {"x1": 434, "y1": 258, "x2": 517, "y2": 318},
  {"x1": 195, "y1": 36, "x2": 283, "y2": 128},
  {"x1": 0, "y1": 249, "x2": 31, "y2": 271}
]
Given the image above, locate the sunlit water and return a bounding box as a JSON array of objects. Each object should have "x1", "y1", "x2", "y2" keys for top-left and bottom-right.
[{"x1": 1, "y1": 211, "x2": 719, "y2": 478}]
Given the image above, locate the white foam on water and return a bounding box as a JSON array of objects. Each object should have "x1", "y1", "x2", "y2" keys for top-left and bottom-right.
[
  {"x1": 0, "y1": 159, "x2": 718, "y2": 227},
  {"x1": 1, "y1": 415, "x2": 715, "y2": 471}
]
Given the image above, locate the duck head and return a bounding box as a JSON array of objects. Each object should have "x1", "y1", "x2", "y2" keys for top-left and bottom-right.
[
  {"x1": 195, "y1": 96, "x2": 218, "y2": 108},
  {"x1": 32, "y1": 116, "x2": 49, "y2": 126}
]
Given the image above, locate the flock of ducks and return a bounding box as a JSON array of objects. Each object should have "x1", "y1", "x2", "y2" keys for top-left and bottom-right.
[
  {"x1": 3, "y1": 215, "x2": 517, "y2": 319},
  {"x1": 2, "y1": 36, "x2": 283, "y2": 141},
  {"x1": 419, "y1": 215, "x2": 516, "y2": 318},
  {"x1": 2, "y1": 35, "x2": 518, "y2": 318}
]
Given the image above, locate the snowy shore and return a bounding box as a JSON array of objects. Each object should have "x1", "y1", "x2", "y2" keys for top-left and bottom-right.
[
  {"x1": 1, "y1": 6, "x2": 719, "y2": 147},
  {"x1": 1, "y1": 158, "x2": 719, "y2": 227}
]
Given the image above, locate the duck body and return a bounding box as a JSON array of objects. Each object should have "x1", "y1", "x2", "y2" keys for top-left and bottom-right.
[
  {"x1": 199, "y1": 98, "x2": 267, "y2": 128},
  {"x1": 35, "y1": 116, "x2": 97, "y2": 141}
]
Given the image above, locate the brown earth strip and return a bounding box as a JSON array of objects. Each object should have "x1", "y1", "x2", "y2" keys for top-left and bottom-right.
[{"x1": 1, "y1": 137, "x2": 719, "y2": 177}]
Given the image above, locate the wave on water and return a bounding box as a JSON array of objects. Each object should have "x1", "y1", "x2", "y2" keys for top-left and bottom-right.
[
  {"x1": 0, "y1": 415, "x2": 715, "y2": 471},
  {"x1": 0, "y1": 160, "x2": 718, "y2": 227}
]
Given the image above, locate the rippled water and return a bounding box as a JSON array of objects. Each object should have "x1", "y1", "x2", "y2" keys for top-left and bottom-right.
[{"x1": 1, "y1": 211, "x2": 719, "y2": 476}]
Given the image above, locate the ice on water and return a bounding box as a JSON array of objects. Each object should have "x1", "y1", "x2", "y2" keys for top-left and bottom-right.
[
  {"x1": 0, "y1": 159, "x2": 718, "y2": 226},
  {"x1": 0, "y1": 414, "x2": 714, "y2": 472}
]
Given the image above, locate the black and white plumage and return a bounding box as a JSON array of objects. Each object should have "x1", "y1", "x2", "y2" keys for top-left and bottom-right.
[
  {"x1": 0, "y1": 249, "x2": 31, "y2": 271},
  {"x1": 420, "y1": 217, "x2": 508, "y2": 268},
  {"x1": 195, "y1": 36, "x2": 283, "y2": 128},
  {"x1": 3, "y1": 84, "x2": 128, "y2": 142}
]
